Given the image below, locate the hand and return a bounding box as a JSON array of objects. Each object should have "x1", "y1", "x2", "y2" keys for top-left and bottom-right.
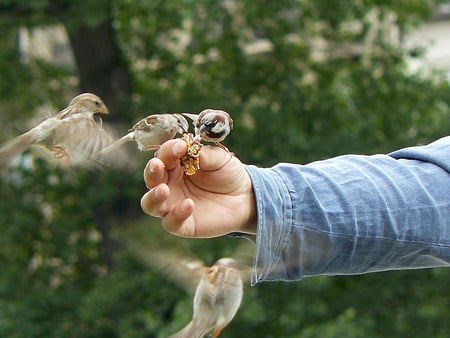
[{"x1": 141, "y1": 139, "x2": 256, "y2": 238}]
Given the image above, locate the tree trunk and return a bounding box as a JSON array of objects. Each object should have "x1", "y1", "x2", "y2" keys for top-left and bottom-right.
[
  {"x1": 63, "y1": 15, "x2": 135, "y2": 270},
  {"x1": 65, "y1": 19, "x2": 133, "y2": 120}
]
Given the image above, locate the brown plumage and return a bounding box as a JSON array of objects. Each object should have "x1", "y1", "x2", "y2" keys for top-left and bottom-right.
[
  {"x1": 129, "y1": 242, "x2": 250, "y2": 338},
  {"x1": 100, "y1": 113, "x2": 189, "y2": 154},
  {"x1": 183, "y1": 109, "x2": 233, "y2": 152},
  {"x1": 0, "y1": 93, "x2": 112, "y2": 167},
  {"x1": 169, "y1": 257, "x2": 244, "y2": 338},
  {"x1": 183, "y1": 109, "x2": 233, "y2": 143}
]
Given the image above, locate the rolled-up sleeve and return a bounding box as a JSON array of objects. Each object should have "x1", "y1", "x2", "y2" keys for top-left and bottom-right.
[{"x1": 245, "y1": 136, "x2": 450, "y2": 285}]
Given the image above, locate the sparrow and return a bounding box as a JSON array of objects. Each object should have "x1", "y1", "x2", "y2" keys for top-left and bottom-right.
[
  {"x1": 182, "y1": 109, "x2": 233, "y2": 150},
  {"x1": 127, "y1": 240, "x2": 249, "y2": 338},
  {"x1": 100, "y1": 113, "x2": 189, "y2": 154},
  {"x1": 168, "y1": 257, "x2": 244, "y2": 338},
  {"x1": 0, "y1": 93, "x2": 112, "y2": 167}
]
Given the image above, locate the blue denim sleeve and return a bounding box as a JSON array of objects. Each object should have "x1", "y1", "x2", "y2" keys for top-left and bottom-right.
[{"x1": 245, "y1": 136, "x2": 450, "y2": 284}]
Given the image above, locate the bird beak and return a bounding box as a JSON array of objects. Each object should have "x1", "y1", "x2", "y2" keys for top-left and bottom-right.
[
  {"x1": 199, "y1": 123, "x2": 208, "y2": 135},
  {"x1": 96, "y1": 105, "x2": 110, "y2": 115},
  {"x1": 207, "y1": 266, "x2": 221, "y2": 283}
]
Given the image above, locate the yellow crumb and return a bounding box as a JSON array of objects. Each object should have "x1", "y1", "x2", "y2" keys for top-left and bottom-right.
[{"x1": 180, "y1": 133, "x2": 202, "y2": 175}]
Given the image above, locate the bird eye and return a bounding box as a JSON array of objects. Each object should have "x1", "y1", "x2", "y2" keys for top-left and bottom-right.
[
  {"x1": 95, "y1": 101, "x2": 101, "y2": 106},
  {"x1": 205, "y1": 120, "x2": 217, "y2": 127}
]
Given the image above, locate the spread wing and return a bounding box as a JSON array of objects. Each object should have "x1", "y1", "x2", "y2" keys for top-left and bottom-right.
[
  {"x1": 0, "y1": 115, "x2": 120, "y2": 169},
  {"x1": 44, "y1": 116, "x2": 115, "y2": 167},
  {"x1": 130, "y1": 244, "x2": 207, "y2": 292},
  {"x1": 0, "y1": 117, "x2": 62, "y2": 167},
  {"x1": 122, "y1": 222, "x2": 206, "y2": 291}
]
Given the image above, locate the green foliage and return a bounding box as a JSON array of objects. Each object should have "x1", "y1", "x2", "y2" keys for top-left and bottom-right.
[
  {"x1": 0, "y1": 159, "x2": 103, "y2": 337},
  {"x1": 0, "y1": 158, "x2": 145, "y2": 337},
  {"x1": 0, "y1": 0, "x2": 449, "y2": 337}
]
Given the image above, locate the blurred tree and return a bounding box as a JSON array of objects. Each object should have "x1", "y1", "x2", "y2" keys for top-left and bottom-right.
[
  {"x1": 0, "y1": 0, "x2": 449, "y2": 337},
  {"x1": 0, "y1": 0, "x2": 132, "y2": 117}
]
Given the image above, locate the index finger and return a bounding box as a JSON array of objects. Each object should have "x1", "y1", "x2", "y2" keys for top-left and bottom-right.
[
  {"x1": 143, "y1": 158, "x2": 166, "y2": 189},
  {"x1": 143, "y1": 139, "x2": 187, "y2": 189},
  {"x1": 155, "y1": 139, "x2": 187, "y2": 170}
]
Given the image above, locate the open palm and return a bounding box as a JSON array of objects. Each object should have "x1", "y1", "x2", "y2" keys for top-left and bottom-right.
[{"x1": 141, "y1": 139, "x2": 256, "y2": 237}]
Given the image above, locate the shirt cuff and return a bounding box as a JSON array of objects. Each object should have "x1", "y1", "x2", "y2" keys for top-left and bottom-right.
[{"x1": 245, "y1": 165, "x2": 294, "y2": 285}]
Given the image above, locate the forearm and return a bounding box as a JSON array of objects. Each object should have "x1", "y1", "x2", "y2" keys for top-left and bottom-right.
[{"x1": 245, "y1": 137, "x2": 450, "y2": 284}]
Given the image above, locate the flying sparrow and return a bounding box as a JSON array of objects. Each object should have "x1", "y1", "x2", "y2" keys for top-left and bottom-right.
[
  {"x1": 169, "y1": 257, "x2": 244, "y2": 338},
  {"x1": 182, "y1": 109, "x2": 233, "y2": 150},
  {"x1": 100, "y1": 113, "x2": 189, "y2": 154},
  {"x1": 128, "y1": 240, "x2": 250, "y2": 338},
  {"x1": 0, "y1": 93, "x2": 112, "y2": 167}
]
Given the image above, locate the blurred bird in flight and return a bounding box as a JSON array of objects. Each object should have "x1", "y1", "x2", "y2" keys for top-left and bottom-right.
[
  {"x1": 129, "y1": 241, "x2": 251, "y2": 338},
  {"x1": 0, "y1": 93, "x2": 113, "y2": 168},
  {"x1": 169, "y1": 257, "x2": 244, "y2": 338}
]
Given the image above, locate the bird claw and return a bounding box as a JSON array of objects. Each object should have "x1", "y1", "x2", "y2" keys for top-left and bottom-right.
[
  {"x1": 48, "y1": 146, "x2": 70, "y2": 159},
  {"x1": 48, "y1": 146, "x2": 72, "y2": 167}
]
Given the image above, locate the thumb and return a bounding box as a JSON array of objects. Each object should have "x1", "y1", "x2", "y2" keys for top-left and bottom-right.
[{"x1": 198, "y1": 145, "x2": 234, "y2": 172}]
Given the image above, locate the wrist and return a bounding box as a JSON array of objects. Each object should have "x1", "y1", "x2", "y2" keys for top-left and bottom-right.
[{"x1": 238, "y1": 173, "x2": 257, "y2": 235}]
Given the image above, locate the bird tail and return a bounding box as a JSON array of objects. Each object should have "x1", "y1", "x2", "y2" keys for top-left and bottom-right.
[
  {"x1": 169, "y1": 321, "x2": 208, "y2": 338},
  {"x1": 0, "y1": 131, "x2": 39, "y2": 167},
  {"x1": 181, "y1": 113, "x2": 199, "y2": 124},
  {"x1": 98, "y1": 132, "x2": 134, "y2": 155}
]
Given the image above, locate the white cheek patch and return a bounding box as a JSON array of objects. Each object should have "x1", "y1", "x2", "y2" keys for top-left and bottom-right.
[{"x1": 211, "y1": 122, "x2": 225, "y2": 133}]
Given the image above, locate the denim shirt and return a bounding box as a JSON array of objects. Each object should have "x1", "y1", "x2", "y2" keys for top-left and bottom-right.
[{"x1": 245, "y1": 136, "x2": 450, "y2": 285}]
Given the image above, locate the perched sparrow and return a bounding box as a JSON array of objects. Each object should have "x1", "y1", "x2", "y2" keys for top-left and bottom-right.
[
  {"x1": 169, "y1": 257, "x2": 243, "y2": 338},
  {"x1": 0, "y1": 93, "x2": 112, "y2": 167},
  {"x1": 183, "y1": 109, "x2": 233, "y2": 150},
  {"x1": 100, "y1": 113, "x2": 189, "y2": 153}
]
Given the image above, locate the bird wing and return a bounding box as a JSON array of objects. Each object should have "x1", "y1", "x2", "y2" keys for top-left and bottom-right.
[
  {"x1": 131, "y1": 245, "x2": 207, "y2": 291},
  {"x1": 231, "y1": 241, "x2": 255, "y2": 283},
  {"x1": 44, "y1": 116, "x2": 113, "y2": 166},
  {"x1": 0, "y1": 117, "x2": 62, "y2": 167},
  {"x1": 54, "y1": 105, "x2": 74, "y2": 119},
  {"x1": 131, "y1": 115, "x2": 160, "y2": 131},
  {"x1": 0, "y1": 132, "x2": 39, "y2": 166},
  {"x1": 121, "y1": 222, "x2": 206, "y2": 290}
]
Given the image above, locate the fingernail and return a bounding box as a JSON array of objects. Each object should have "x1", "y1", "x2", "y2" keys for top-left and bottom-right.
[
  {"x1": 180, "y1": 199, "x2": 192, "y2": 213},
  {"x1": 148, "y1": 161, "x2": 155, "y2": 174}
]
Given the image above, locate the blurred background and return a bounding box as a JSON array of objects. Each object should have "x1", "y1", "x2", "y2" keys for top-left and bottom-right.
[{"x1": 0, "y1": 1, "x2": 449, "y2": 337}]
